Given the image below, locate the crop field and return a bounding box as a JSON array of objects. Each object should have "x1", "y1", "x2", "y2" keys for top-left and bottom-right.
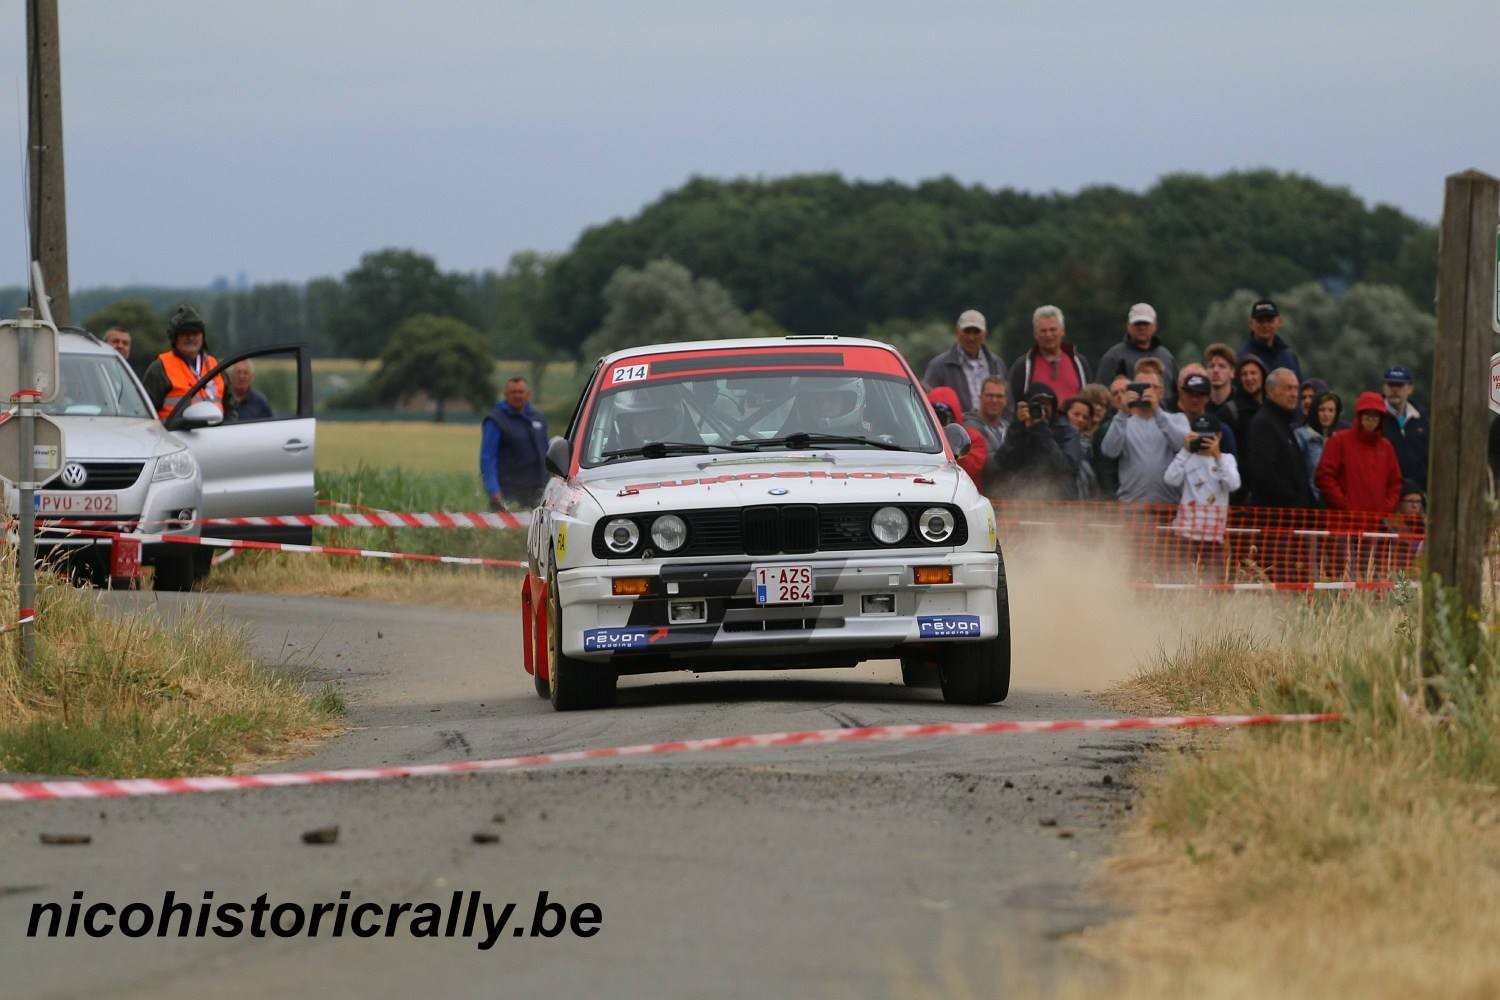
[{"x1": 316, "y1": 421, "x2": 480, "y2": 474}]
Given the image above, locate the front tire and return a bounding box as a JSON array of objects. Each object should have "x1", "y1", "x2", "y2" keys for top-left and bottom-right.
[
  {"x1": 937, "y1": 549, "x2": 1011, "y2": 705},
  {"x1": 546, "y1": 554, "x2": 617, "y2": 711}
]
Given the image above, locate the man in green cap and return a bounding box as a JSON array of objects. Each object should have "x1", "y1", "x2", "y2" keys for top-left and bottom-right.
[{"x1": 142, "y1": 304, "x2": 237, "y2": 423}]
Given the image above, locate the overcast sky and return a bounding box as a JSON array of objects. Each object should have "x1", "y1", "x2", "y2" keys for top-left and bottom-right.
[{"x1": 1, "y1": 1, "x2": 1497, "y2": 288}]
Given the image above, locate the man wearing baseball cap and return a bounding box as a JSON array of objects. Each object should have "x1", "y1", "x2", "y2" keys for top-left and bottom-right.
[
  {"x1": 1177, "y1": 371, "x2": 1238, "y2": 457},
  {"x1": 1237, "y1": 298, "x2": 1302, "y2": 380},
  {"x1": 923, "y1": 308, "x2": 1007, "y2": 416},
  {"x1": 1096, "y1": 303, "x2": 1178, "y2": 407},
  {"x1": 1380, "y1": 365, "x2": 1428, "y2": 489}
]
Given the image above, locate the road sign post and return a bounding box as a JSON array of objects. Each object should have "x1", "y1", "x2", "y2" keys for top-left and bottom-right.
[{"x1": 1, "y1": 309, "x2": 65, "y2": 672}]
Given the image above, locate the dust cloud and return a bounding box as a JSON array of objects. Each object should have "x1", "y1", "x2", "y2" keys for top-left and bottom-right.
[{"x1": 1001, "y1": 536, "x2": 1268, "y2": 693}]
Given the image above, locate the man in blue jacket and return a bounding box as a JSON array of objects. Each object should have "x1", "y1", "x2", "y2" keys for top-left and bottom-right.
[
  {"x1": 480, "y1": 376, "x2": 549, "y2": 511},
  {"x1": 1238, "y1": 299, "x2": 1302, "y2": 380},
  {"x1": 1381, "y1": 365, "x2": 1429, "y2": 489}
]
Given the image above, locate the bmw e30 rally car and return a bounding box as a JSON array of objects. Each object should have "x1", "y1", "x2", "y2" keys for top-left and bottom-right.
[{"x1": 521, "y1": 337, "x2": 1011, "y2": 711}]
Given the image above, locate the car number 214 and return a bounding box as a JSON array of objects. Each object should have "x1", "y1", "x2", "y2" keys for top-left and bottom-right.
[{"x1": 754, "y1": 565, "x2": 813, "y2": 605}]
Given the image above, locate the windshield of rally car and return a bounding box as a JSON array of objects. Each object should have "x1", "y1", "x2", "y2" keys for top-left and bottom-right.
[{"x1": 579, "y1": 369, "x2": 943, "y2": 467}]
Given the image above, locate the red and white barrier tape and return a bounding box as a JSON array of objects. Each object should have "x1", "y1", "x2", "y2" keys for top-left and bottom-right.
[
  {"x1": 1133, "y1": 581, "x2": 1395, "y2": 592},
  {"x1": 0, "y1": 713, "x2": 1339, "y2": 803},
  {"x1": 0, "y1": 611, "x2": 36, "y2": 636},
  {"x1": 38, "y1": 526, "x2": 523, "y2": 570},
  {"x1": 46, "y1": 510, "x2": 529, "y2": 530}
]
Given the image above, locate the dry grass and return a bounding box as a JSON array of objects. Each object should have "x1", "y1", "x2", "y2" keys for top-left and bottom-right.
[
  {"x1": 204, "y1": 549, "x2": 523, "y2": 609},
  {"x1": 1073, "y1": 588, "x2": 1500, "y2": 998},
  {"x1": 0, "y1": 548, "x2": 343, "y2": 777}
]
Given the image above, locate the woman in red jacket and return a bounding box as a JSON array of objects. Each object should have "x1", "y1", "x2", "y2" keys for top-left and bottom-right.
[
  {"x1": 1315, "y1": 392, "x2": 1403, "y2": 513},
  {"x1": 1315, "y1": 392, "x2": 1403, "y2": 578}
]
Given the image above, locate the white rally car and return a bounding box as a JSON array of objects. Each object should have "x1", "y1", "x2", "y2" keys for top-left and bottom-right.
[{"x1": 522, "y1": 337, "x2": 1010, "y2": 710}]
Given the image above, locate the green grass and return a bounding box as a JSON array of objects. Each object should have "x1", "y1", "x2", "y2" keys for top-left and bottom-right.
[{"x1": 317, "y1": 422, "x2": 482, "y2": 474}]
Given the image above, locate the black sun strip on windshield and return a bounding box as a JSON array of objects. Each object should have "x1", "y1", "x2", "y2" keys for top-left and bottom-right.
[{"x1": 649, "y1": 352, "x2": 845, "y2": 375}]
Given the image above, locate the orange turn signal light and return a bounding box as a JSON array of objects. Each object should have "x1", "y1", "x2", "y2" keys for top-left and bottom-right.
[
  {"x1": 611, "y1": 577, "x2": 651, "y2": 596},
  {"x1": 913, "y1": 566, "x2": 953, "y2": 585}
]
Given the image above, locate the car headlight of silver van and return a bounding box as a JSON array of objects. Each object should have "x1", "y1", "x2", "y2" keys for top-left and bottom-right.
[{"x1": 152, "y1": 449, "x2": 197, "y2": 481}]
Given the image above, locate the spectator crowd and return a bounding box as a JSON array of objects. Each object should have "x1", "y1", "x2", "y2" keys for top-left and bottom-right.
[{"x1": 923, "y1": 300, "x2": 1430, "y2": 525}]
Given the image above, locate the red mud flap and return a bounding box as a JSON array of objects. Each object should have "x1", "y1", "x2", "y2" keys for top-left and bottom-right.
[{"x1": 109, "y1": 536, "x2": 141, "y2": 580}]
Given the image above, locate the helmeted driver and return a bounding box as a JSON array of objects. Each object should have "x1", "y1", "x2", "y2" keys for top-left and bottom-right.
[
  {"x1": 609, "y1": 386, "x2": 696, "y2": 450},
  {"x1": 777, "y1": 377, "x2": 866, "y2": 437}
]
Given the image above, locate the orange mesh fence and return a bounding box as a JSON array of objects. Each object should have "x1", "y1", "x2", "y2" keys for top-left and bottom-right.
[{"x1": 994, "y1": 501, "x2": 1428, "y2": 590}]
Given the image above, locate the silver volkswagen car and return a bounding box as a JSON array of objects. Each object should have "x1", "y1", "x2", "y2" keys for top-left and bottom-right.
[{"x1": 7, "y1": 328, "x2": 315, "y2": 590}]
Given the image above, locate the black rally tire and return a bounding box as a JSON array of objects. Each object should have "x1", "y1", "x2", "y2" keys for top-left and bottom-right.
[
  {"x1": 546, "y1": 553, "x2": 618, "y2": 711},
  {"x1": 937, "y1": 547, "x2": 1012, "y2": 705},
  {"x1": 533, "y1": 667, "x2": 550, "y2": 699}
]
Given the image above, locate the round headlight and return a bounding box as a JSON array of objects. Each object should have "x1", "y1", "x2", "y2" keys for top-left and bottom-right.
[
  {"x1": 651, "y1": 514, "x2": 687, "y2": 552},
  {"x1": 603, "y1": 518, "x2": 640, "y2": 554},
  {"x1": 870, "y1": 506, "x2": 910, "y2": 545},
  {"x1": 918, "y1": 507, "x2": 955, "y2": 543}
]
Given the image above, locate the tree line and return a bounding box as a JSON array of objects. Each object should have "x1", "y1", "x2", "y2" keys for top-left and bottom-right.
[{"x1": 0, "y1": 169, "x2": 1440, "y2": 415}]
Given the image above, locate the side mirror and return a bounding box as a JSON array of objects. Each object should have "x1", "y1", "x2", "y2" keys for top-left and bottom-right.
[
  {"x1": 943, "y1": 423, "x2": 971, "y2": 459},
  {"x1": 545, "y1": 436, "x2": 571, "y2": 478},
  {"x1": 178, "y1": 401, "x2": 224, "y2": 428}
]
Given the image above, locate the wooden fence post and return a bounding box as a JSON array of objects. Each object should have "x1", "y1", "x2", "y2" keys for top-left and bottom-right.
[{"x1": 1424, "y1": 169, "x2": 1499, "y2": 686}]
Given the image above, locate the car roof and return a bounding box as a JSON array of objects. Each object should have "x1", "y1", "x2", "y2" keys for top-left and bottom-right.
[
  {"x1": 58, "y1": 328, "x2": 118, "y2": 356},
  {"x1": 598, "y1": 336, "x2": 898, "y2": 366}
]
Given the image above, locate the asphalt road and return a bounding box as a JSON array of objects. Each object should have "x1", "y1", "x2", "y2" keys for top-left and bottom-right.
[{"x1": 2, "y1": 592, "x2": 1146, "y2": 998}]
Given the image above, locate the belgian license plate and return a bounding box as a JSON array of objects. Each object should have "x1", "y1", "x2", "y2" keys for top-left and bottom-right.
[
  {"x1": 38, "y1": 493, "x2": 118, "y2": 515},
  {"x1": 754, "y1": 564, "x2": 814, "y2": 605}
]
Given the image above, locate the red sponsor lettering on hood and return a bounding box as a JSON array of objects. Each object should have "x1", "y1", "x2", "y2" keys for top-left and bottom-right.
[{"x1": 626, "y1": 470, "x2": 924, "y2": 490}]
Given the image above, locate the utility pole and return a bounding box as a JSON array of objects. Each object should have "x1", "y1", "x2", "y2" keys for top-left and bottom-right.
[
  {"x1": 27, "y1": 0, "x2": 70, "y2": 326},
  {"x1": 1424, "y1": 169, "x2": 1499, "y2": 688}
]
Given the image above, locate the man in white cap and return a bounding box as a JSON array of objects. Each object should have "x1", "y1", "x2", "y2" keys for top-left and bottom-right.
[
  {"x1": 1096, "y1": 302, "x2": 1178, "y2": 408},
  {"x1": 922, "y1": 308, "x2": 1007, "y2": 415}
]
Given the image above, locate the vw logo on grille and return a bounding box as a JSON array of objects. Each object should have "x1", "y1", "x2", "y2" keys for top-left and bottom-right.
[
  {"x1": 767, "y1": 487, "x2": 789, "y2": 496},
  {"x1": 59, "y1": 462, "x2": 88, "y2": 488}
]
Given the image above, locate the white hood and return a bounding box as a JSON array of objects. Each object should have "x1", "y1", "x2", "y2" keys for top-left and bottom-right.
[{"x1": 578, "y1": 451, "x2": 961, "y2": 516}]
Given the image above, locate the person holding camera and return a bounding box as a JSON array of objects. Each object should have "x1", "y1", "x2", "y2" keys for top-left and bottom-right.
[
  {"x1": 1163, "y1": 413, "x2": 1241, "y2": 577},
  {"x1": 992, "y1": 384, "x2": 1087, "y2": 500},
  {"x1": 1098, "y1": 370, "x2": 1190, "y2": 504}
]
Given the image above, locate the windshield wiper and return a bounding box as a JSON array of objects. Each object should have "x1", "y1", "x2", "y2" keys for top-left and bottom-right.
[
  {"x1": 602, "y1": 440, "x2": 757, "y2": 460},
  {"x1": 727, "y1": 432, "x2": 904, "y2": 452}
]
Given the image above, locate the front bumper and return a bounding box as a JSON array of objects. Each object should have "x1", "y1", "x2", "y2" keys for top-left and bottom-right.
[{"x1": 555, "y1": 550, "x2": 1000, "y2": 661}]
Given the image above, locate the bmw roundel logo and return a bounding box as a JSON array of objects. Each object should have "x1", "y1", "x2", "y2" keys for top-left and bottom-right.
[
  {"x1": 767, "y1": 487, "x2": 789, "y2": 496},
  {"x1": 60, "y1": 462, "x2": 88, "y2": 488}
]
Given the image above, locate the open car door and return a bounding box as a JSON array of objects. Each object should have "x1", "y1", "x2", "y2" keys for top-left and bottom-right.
[{"x1": 164, "y1": 344, "x2": 315, "y2": 544}]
